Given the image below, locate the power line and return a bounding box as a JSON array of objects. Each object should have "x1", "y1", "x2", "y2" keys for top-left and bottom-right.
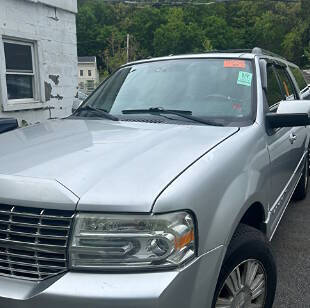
[{"x1": 95, "y1": 0, "x2": 299, "y2": 5}]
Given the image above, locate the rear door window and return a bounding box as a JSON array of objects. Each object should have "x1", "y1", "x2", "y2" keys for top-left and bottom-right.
[
  {"x1": 275, "y1": 67, "x2": 297, "y2": 101},
  {"x1": 266, "y1": 65, "x2": 283, "y2": 111},
  {"x1": 290, "y1": 66, "x2": 308, "y2": 91},
  {"x1": 289, "y1": 66, "x2": 310, "y2": 99}
]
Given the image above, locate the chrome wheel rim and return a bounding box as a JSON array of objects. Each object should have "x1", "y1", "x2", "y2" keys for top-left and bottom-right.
[{"x1": 215, "y1": 259, "x2": 266, "y2": 308}]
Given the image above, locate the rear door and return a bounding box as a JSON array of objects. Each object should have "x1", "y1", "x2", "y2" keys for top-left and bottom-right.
[
  {"x1": 265, "y1": 63, "x2": 307, "y2": 235},
  {"x1": 275, "y1": 66, "x2": 307, "y2": 170}
]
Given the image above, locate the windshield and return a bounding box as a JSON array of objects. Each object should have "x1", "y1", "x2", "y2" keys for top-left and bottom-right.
[{"x1": 83, "y1": 58, "x2": 255, "y2": 126}]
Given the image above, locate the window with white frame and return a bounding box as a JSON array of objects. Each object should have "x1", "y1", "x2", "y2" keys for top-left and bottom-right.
[{"x1": 3, "y1": 39, "x2": 37, "y2": 102}]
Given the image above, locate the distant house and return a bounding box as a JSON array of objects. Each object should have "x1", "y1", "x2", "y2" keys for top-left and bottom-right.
[
  {"x1": 0, "y1": 0, "x2": 78, "y2": 125},
  {"x1": 78, "y1": 56, "x2": 100, "y2": 94}
]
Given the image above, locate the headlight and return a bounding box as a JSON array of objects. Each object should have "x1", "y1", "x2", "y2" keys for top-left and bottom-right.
[{"x1": 69, "y1": 211, "x2": 196, "y2": 270}]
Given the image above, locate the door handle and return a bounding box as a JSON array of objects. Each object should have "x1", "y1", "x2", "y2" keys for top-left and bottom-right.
[{"x1": 289, "y1": 132, "x2": 297, "y2": 144}]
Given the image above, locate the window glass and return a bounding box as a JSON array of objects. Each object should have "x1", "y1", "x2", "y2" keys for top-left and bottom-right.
[
  {"x1": 6, "y1": 75, "x2": 33, "y2": 100},
  {"x1": 4, "y1": 42, "x2": 33, "y2": 72},
  {"x1": 275, "y1": 67, "x2": 296, "y2": 100},
  {"x1": 85, "y1": 59, "x2": 255, "y2": 126},
  {"x1": 80, "y1": 70, "x2": 84, "y2": 77},
  {"x1": 290, "y1": 66, "x2": 308, "y2": 91},
  {"x1": 88, "y1": 70, "x2": 92, "y2": 77},
  {"x1": 266, "y1": 65, "x2": 283, "y2": 110},
  {"x1": 4, "y1": 40, "x2": 35, "y2": 101}
]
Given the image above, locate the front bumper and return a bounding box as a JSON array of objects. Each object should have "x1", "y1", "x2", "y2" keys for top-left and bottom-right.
[{"x1": 0, "y1": 246, "x2": 224, "y2": 308}]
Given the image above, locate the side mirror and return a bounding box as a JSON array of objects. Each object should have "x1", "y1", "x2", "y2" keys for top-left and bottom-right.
[
  {"x1": 72, "y1": 99, "x2": 83, "y2": 114},
  {"x1": 0, "y1": 118, "x2": 18, "y2": 134},
  {"x1": 266, "y1": 113, "x2": 309, "y2": 128},
  {"x1": 266, "y1": 100, "x2": 310, "y2": 128}
]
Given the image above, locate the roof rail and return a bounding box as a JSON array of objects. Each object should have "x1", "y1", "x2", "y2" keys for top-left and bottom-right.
[
  {"x1": 205, "y1": 49, "x2": 252, "y2": 54},
  {"x1": 251, "y1": 47, "x2": 286, "y2": 60},
  {"x1": 203, "y1": 47, "x2": 286, "y2": 60}
]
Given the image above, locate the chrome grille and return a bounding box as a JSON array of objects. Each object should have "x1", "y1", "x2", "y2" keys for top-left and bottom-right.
[{"x1": 0, "y1": 204, "x2": 74, "y2": 281}]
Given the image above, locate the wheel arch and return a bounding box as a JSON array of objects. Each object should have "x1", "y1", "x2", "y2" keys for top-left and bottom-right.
[
  {"x1": 222, "y1": 200, "x2": 268, "y2": 250},
  {"x1": 239, "y1": 202, "x2": 267, "y2": 234}
]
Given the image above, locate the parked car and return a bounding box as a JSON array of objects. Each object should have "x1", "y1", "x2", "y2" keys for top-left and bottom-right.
[
  {"x1": 0, "y1": 117, "x2": 18, "y2": 134},
  {"x1": 72, "y1": 89, "x2": 88, "y2": 113},
  {"x1": 0, "y1": 48, "x2": 309, "y2": 308}
]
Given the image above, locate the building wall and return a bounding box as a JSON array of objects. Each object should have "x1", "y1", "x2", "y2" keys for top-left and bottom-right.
[
  {"x1": 26, "y1": 0, "x2": 77, "y2": 13},
  {"x1": 0, "y1": 0, "x2": 78, "y2": 125}
]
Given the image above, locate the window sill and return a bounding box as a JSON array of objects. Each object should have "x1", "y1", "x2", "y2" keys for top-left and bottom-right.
[{"x1": 2, "y1": 101, "x2": 45, "y2": 112}]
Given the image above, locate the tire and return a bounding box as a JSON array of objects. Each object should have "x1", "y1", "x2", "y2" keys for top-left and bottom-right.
[
  {"x1": 212, "y1": 224, "x2": 277, "y2": 308},
  {"x1": 293, "y1": 155, "x2": 309, "y2": 201}
]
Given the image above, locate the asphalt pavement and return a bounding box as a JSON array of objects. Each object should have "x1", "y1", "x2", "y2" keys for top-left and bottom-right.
[{"x1": 272, "y1": 196, "x2": 310, "y2": 307}]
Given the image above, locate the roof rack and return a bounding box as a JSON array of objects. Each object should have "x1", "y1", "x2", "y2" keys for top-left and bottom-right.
[
  {"x1": 205, "y1": 49, "x2": 252, "y2": 54},
  {"x1": 251, "y1": 47, "x2": 286, "y2": 60},
  {"x1": 205, "y1": 47, "x2": 286, "y2": 60}
]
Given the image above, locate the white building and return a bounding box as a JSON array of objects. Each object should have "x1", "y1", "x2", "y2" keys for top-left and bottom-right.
[
  {"x1": 0, "y1": 0, "x2": 78, "y2": 125},
  {"x1": 78, "y1": 56, "x2": 99, "y2": 94}
]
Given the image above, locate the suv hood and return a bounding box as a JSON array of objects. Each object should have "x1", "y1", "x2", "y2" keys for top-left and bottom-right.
[{"x1": 0, "y1": 119, "x2": 238, "y2": 212}]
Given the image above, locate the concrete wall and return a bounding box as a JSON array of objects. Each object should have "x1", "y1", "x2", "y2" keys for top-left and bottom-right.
[{"x1": 0, "y1": 0, "x2": 78, "y2": 125}]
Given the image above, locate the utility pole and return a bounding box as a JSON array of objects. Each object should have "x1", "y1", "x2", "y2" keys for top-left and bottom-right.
[{"x1": 126, "y1": 34, "x2": 130, "y2": 63}]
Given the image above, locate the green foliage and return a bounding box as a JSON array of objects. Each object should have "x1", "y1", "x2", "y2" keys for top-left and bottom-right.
[
  {"x1": 77, "y1": 0, "x2": 310, "y2": 73},
  {"x1": 153, "y1": 8, "x2": 205, "y2": 55}
]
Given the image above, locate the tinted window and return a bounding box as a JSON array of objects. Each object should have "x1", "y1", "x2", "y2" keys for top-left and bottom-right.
[
  {"x1": 85, "y1": 59, "x2": 255, "y2": 126},
  {"x1": 275, "y1": 67, "x2": 296, "y2": 100},
  {"x1": 290, "y1": 66, "x2": 308, "y2": 91},
  {"x1": 266, "y1": 65, "x2": 283, "y2": 111}
]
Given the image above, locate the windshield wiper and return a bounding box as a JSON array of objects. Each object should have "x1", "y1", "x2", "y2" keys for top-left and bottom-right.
[
  {"x1": 122, "y1": 107, "x2": 223, "y2": 126},
  {"x1": 76, "y1": 105, "x2": 119, "y2": 121}
]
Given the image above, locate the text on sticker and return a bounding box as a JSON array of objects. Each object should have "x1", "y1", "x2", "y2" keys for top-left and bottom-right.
[
  {"x1": 237, "y1": 71, "x2": 253, "y2": 87},
  {"x1": 224, "y1": 60, "x2": 246, "y2": 68}
]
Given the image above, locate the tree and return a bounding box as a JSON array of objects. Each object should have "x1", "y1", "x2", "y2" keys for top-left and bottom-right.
[
  {"x1": 76, "y1": 0, "x2": 310, "y2": 73},
  {"x1": 153, "y1": 8, "x2": 205, "y2": 56}
]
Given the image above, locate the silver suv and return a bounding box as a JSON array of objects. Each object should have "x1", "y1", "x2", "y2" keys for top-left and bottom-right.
[{"x1": 0, "y1": 48, "x2": 309, "y2": 308}]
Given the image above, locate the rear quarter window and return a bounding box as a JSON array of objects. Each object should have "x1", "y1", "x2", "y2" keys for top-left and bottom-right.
[{"x1": 290, "y1": 66, "x2": 308, "y2": 91}]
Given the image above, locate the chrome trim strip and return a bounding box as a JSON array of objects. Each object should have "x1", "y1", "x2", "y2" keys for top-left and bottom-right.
[
  {"x1": 0, "y1": 204, "x2": 74, "y2": 280},
  {"x1": 267, "y1": 151, "x2": 306, "y2": 241},
  {"x1": 269, "y1": 151, "x2": 306, "y2": 214}
]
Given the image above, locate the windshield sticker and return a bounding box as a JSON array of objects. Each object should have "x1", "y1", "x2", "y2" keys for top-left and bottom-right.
[
  {"x1": 224, "y1": 60, "x2": 246, "y2": 68},
  {"x1": 237, "y1": 71, "x2": 253, "y2": 87}
]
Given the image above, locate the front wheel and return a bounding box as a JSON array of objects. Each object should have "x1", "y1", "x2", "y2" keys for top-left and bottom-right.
[{"x1": 212, "y1": 224, "x2": 277, "y2": 308}]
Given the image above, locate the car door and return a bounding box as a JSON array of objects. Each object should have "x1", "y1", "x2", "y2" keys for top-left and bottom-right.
[{"x1": 265, "y1": 63, "x2": 307, "y2": 235}]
